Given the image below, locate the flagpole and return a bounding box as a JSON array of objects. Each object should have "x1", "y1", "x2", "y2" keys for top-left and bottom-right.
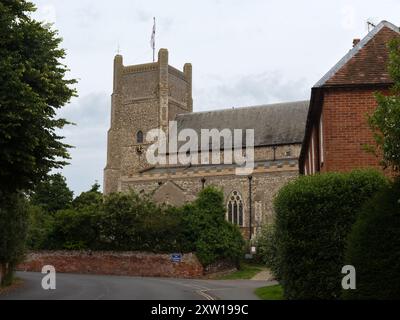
[{"x1": 152, "y1": 17, "x2": 155, "y2": 62}]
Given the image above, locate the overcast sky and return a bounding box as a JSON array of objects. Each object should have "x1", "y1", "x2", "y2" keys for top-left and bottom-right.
[{"x1": 31, "y1": 0, "x2": 399, "y2": 195}]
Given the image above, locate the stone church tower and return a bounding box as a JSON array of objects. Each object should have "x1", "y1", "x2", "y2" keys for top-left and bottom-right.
[{"x1": 104, "y1": 49, "x2": 193, "y2": 194}]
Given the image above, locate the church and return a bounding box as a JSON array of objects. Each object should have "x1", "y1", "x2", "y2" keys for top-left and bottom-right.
[
  {"x1": 104, "y1": 20, "x2": 400, "y2": 240},
  {"x1": 103, "y1": 48, "x2": 308, "y2": 239}
]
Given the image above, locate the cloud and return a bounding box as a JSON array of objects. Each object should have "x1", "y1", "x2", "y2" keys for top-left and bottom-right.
[
  {"x1": 341, "y1": 5, "x2": 356, "y2": 30},
  {"x1": 136, "y1": 9, "x2": 152, "y2": 23},
  {"x1": 73, "y1": 5, "x2": 100, "y2": 28},
  {"x1": 32, "y1": 4, "x2": 57, "y2": 24},
  {"x1": 59, "y1": 92, "x2": 109, "y2": 128},
  {"x1": 55, "y1": 92, "x2": 109, "y2": 195},
  {"x1": 194, "y1": 71, "x2": 310, "y2": 111}
]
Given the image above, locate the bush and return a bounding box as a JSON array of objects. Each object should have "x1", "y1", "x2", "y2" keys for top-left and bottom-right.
[
  {"x1": 27, "y1": 205, "x2": 54, "y2": 250},
  {"x1": 182, "y1": 186, "x2": 245, "y2": 267},
  {"x1": 100, "y1": 191, "x2": 187, "y2": 252},
  {"x1": 254, "y1": 224, "x2": 280, "y2": 276},
  {"x1": 72, "y1": 182, "x2": 102, "y2": 210},
  {"x1": 139, "y1": 206, "x2": 184, "y2": 252},
  {"x1": 27, "y1": 182, "x2": 103, "y2": 250},
  {"x1": 273, "y1": 169, "x2": 388, "y2": 299},
  {"x1": 24, "y1": 184, "x2": 245, "y2": 268},
  {"x1": 344, "y1": 180, "x2": 400, "y2": 299},
  {"x1": 30, "y1": 173, "x2": 73, "y2": 214},
  {"x1": 101, "y1": 191, "x2": 159, "y2": 250},
  {"x1": 46, "y1": 207, "x2": 101, "y2": 250}
]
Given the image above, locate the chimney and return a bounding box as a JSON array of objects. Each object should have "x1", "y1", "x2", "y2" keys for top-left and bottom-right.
[{"x1": 353, "y1": 38, "x2": 360, "y2": 47}]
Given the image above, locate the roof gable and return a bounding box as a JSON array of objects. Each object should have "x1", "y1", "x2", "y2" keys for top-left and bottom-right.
[{"x1": 315, "y1": 21, "x2": 400, "y2": 87}]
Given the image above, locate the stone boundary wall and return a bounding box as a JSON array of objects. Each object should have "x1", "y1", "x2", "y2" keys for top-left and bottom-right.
[{"x1": 17, "y1": 251, "x2": 204, "y2": 279}]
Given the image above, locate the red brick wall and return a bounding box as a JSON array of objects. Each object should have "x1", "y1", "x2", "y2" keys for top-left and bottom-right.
[
  {"x1": 320, "y1": 87, "x2": 383, "y2": 173},
  {"x1": 17, "y1": 251, "x2": 204, "y2": 279}
]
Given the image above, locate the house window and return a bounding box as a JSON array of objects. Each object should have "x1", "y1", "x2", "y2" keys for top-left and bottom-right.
[
  {"x1": 227, "y1": 191, "x2": 244, "y2": 227},
  {"x1": 136, "y1": 130, "x2": 144, "y2": 144}
]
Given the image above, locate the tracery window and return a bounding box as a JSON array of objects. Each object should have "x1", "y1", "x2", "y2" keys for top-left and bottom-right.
[{"x1": 227, "y1": 191, "x2": 244, "y2": 226}]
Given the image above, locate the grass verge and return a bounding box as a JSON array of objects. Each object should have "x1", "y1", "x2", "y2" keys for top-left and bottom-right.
[
  {"x1": 217, "y1": 263, "x2": 264, "y2": 280},
  {"x1": 255, "y1": 284, "x2": 284, "y2": 300}
]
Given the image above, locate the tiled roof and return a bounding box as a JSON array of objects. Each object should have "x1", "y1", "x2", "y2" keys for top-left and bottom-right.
[
  {"x1": 299, "y1": 21, "x2": 400, "y2": 171},
  {"x1": 315, "y1": 21, "x2": 400, "y2": 87},
  {"x1": 175, "y1": 100, "x2": 309, "y2": 149}
]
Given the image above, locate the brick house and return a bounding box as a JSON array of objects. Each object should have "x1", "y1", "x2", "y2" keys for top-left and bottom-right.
[{"x1": 299, "y1": 21, "x2": 400, "y2": 175}]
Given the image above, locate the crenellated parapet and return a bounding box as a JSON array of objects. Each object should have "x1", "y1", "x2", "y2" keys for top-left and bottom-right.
[{"x1": 104, "y1": 49, "x2": 193, "y2": 194}]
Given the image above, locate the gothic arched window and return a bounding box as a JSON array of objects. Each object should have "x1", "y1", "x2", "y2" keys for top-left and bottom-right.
[
  {"x1": 227, "y1": 191, "x2": 244, "y2": 227},
  {"x1": 136, "y1": 130, "x2": 144, "y2": 144}
]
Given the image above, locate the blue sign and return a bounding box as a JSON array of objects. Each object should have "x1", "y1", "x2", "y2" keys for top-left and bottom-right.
[{"x1": 171, "y1": 253, "x2": 182, "y2": 263}]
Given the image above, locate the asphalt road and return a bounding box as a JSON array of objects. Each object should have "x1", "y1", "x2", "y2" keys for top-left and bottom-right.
[{"x1": 0, "y1": 272, "x2": 275, "y2": 300}]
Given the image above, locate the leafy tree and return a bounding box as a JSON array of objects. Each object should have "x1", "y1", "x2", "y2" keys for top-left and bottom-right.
[
  {"x1": 0, "y1": 0, "x2": 76, "y2": 284},
  {"x1": 23, "y1": 186, "x2": 245, "y2": 267},
  {"x1": 72, "y1": 182, "x2": 102, "y2": 210},
  {"x1": 30, "y1": 173, "x2": 73, "y2": 213},
  {"x1": 0, "y1": 0, "x2": 76, "y2": 195},
  {"x1": 101, "y1": 192, "x2": 152, "y2": 250},
  {"x1": 46, "y1": 207, "x2": 101, "y2": 250},
  {"x1": 368, "y1": 38, "x2": 400, "y2": 172},
  {"x1": 182, "y1": 186, "x2": 245, "y2": 267},
  {"x1": 26, "y1": 204, "x2": 54, "y2": 250},
  {"x1": 139, "y1": 206, "x2": 183, "y2": 252},
  {"x1": 0, "y1": 193, "x2": 29, "y2": 286}
]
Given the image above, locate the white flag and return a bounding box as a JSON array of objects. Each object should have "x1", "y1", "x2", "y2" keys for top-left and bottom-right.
[{"x1": 150, "y1": 17, "x2": 155, "y2": 49}]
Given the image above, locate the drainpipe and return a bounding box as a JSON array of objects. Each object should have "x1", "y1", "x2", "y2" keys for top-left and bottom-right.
[{"x1": 248, "y1": 175, "x2": 253, "y2": 242}]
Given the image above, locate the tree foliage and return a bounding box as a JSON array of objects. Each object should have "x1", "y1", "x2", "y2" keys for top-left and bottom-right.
[
  {"x1": 0, "y1": 0, "x2": 76, "y2": 196},
  {"x1": 27, "y1": 185, "x2": 245, "y2": 268},
  {"x1": 254, "y1": 224, "x2": 280, "y2": 275},
  {"x1": 181, "y1": 187, "x2": 245, "y2": 267},
  {"x1": 26, "y1": 204, "x2": 54, "y2": 250},
  {"x1": 72, "y1": 182, "x2": 102, "y2": 210},
  {"x1": 30, "y1": 173, "x2": 73, "y2": 213}
]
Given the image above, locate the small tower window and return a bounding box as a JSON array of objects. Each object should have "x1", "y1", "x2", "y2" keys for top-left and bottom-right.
[{"x1": 136, "y1": 130, "x2": 144, "y2": 144}]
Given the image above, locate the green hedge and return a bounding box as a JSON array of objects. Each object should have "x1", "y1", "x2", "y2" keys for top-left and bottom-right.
[
  {"x1": 344, "y1": 180, "x2": 400, "y2": 299},
  {"x1": 254, "y1": 224, "x2": 280, "y2": 276},
  {"x1": 273, "y1": 170, "x2": 388, "y2": 299},
  {"x1": 28, "y1": 186, "x2": 244, "y2": 267}
]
